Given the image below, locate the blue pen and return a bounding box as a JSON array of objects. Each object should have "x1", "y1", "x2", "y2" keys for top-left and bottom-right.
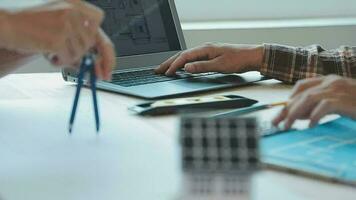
[{"x1": 69, "y1": 54, "x2": 100, "y2": 134}]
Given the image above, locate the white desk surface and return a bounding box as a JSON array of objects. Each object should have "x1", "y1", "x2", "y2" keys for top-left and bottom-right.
[{"x1": 0, "y1": 73, "x2": 355, "y2": 200}]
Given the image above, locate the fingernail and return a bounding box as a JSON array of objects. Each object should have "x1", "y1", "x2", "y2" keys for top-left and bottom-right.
[{"x1": 185, "y1": 64, "x2": 193, "y2": 72}]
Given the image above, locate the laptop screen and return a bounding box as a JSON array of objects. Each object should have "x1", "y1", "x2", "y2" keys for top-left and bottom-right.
[{"x1": 87, "y1": 0, "x2": 182, "y2": 57}]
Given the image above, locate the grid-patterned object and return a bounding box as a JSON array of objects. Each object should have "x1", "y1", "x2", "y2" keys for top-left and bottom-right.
[
  {"x1": 180, "y1": 173, "x2": 250, "y2": 200},
  {"x1": 180, "y1": 117, "x2": 260, "y2": 173}
]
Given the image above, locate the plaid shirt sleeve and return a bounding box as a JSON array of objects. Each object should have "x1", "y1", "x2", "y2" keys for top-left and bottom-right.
[{"x1": 260, "y1": 43, "x2": 356, "y2": 84}]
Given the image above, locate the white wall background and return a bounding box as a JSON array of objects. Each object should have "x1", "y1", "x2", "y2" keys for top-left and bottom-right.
[
  {"x1": 4, "y1": 0, "x2": 356, "y2": 73},
  {"x1": 175, "y1": 0, "x2": 356, "y2": 21}
]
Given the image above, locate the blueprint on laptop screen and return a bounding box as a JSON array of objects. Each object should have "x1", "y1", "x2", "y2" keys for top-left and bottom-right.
[
  {"x1": 87, "y1": 0, "x2": 180, "y2": 56},
  {"x1": 261, "y1": 117, "x2": 356, "y2": 184}
]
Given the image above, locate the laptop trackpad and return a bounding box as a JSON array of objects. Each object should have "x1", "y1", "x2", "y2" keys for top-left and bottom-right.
[
  {"x1": 208, "y1": 74, "x2": 247, "y2": 83},
  {"x1": 173, "y1": 74, "x2": 246, "y2": 88}
]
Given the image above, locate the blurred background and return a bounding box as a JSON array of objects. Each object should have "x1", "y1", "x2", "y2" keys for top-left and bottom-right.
[{"x1": 4, "y1": 0, "x2": 356, "y2": 73}]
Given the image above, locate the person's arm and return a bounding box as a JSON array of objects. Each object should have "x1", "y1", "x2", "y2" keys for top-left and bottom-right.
[
  {"x1": 0, "y1": 49, "x2": 37, "y2": 78},
  {"x1": 0, "y1": 10, "x2": 11, "y2": 48},
  {"x1": 0, "y1": 11, "x2": 36, "y2": 77},
  {"x1": 261, "y1": 44, "x2": 356, "y2": 84}
]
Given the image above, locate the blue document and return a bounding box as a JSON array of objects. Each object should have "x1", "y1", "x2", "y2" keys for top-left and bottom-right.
[{"x1": 261, "y1": 117, "x2": 356, "y2": 185}]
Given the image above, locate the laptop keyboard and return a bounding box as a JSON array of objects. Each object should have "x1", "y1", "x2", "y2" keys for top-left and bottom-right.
[{"x1": 110, "y1": 69, "x2": 216, "y2": 87}]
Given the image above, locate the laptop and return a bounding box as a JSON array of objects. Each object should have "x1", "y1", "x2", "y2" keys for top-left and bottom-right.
[{"x1": 62, "y1": 0, "x2": 266, "y2": 99}]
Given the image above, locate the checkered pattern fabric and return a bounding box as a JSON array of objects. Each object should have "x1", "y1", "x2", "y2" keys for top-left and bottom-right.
[
  {"x1": 180, "y1": 117, "x2": 260, "y2": 173},
  {"x1": 262, "y1": 44, "x2": 356, "y2": 84}
]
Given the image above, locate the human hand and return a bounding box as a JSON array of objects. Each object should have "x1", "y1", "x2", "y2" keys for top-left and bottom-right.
[
  {"x1": 48, "y1": 28, "x2": 116, "y2": 81},
  {"x1": 155, "y1": 43, "x2": 264, "y2": 76},
  {"x1": 273, "y1": 75, "x2": 356, "y2": 130},
  {"x1": 0, "y1": 0, "x2": 115, "y2": 80}
]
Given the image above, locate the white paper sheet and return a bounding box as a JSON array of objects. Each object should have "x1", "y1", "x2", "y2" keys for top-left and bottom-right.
[{"x1": 0, "y1": 98, "x2": 181, "y2": 200}]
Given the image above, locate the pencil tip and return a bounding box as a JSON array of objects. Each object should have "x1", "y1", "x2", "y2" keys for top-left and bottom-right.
[
  {"x1": 69, "y1": 124, "x2": 73, "y2": 134},
  {"x1": 96, "y1": 124, "x2": 100, "y2": 134}
]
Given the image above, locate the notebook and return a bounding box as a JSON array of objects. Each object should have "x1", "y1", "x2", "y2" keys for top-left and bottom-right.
[{"x1": 261, "y1": 117, "x2": 356, "y2": 185}]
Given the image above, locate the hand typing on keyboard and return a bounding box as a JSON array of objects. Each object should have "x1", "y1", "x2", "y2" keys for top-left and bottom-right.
[{"x1": 155, "y1": 43, "x2": 263, "y2": 76}]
